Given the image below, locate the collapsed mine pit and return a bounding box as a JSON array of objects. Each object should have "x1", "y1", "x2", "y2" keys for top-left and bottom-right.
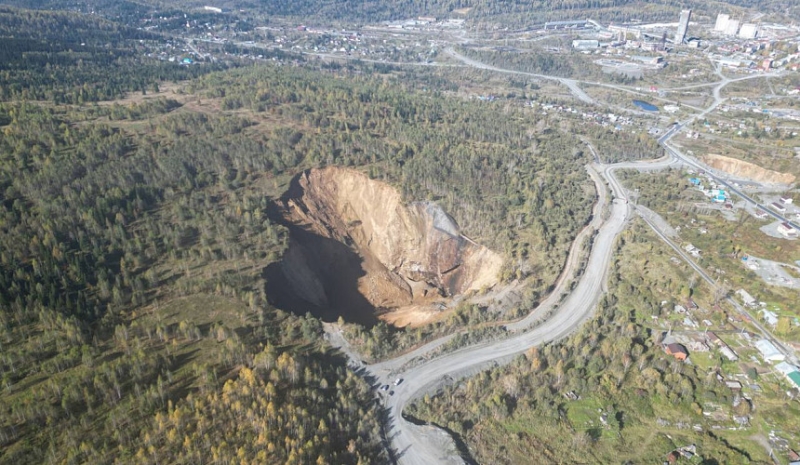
[{"x1": 264, "y1": 167, "x2": 503, "y2": 327}]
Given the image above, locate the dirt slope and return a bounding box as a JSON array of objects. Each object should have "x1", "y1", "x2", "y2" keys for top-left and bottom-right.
[
  {"x1": 702, "y1": 154, "x2": 795, "y2": 184},
  {"x1": 268, "y1": 167, "x2": 503, "y2": 327}
]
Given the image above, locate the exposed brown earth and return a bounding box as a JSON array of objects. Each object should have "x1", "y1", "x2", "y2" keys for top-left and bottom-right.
[
  {"x1": 266, "y1": 167, "x2": 503, "y2": 327},
  {"x1": 702, "y1": 154, "x2": 796, "y2": 184}
]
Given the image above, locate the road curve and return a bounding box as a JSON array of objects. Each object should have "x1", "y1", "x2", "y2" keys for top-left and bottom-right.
[
  {"x1": 322, "y1": 48, "x2": 794, "y2": 465},
  {"x1": 364, "y1": 156, "x2": 674, "y2": 465},
  {"x1": 444, "y1": 48, "x2": 595, "y2": 104}
]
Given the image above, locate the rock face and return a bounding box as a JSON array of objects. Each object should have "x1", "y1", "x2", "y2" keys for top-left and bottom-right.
[
  {"x1": 267, "y1": 167, "x2": 503, "y2": 326},
  {"x1": 702, "y1": 154, "x2": 796, "y2": 184}
]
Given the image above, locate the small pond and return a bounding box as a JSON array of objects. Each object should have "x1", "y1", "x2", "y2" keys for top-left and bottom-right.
[{"x1": 632, "y1": 99, "x2": 658, "y2": 112}]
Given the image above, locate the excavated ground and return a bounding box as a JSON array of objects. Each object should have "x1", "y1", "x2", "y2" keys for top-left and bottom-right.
[
  {"x1": 264, "y1": 167, "x2": 503, "y2": 327},
  {"x1": 702, "y1": 154, "x2": 796, "y2": 185}
]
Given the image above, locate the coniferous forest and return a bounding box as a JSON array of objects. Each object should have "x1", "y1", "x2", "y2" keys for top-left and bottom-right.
[
  {"x1": 3, "y1": 0, "x2": 800, "y2": 463},
  {"x1": 0, "y1": 5, "x2": 597, "y2": 463}
]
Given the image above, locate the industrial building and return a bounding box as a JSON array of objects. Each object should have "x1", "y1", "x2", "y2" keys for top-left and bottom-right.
[
  {"x1": 675, "y1": 9, "x2": 691, "y2": 44},
  {"x1": 739, "y1": 23, "x2": 758, "y2": 39},
  {"x1": 572, "y1": 39, "x2": 599, "y2": 50},
  {"x1": 544, "y1": 20, "x2": 587, "y2": 30},
  {"x1": 714, "y1": 13, "x2": 730, "y2": 32},
  {"x1": 725, "y1": 19, "x2": 740, "y2": 36},
  {"x1": 609, "y1": 24, "x2": 641, "y2": 39}
]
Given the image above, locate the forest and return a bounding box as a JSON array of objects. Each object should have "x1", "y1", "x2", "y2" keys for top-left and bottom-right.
[
  {"x1": 2, "y1": 0, "x2": 798, "y2": 28},
  {"x1": 0, "y1": 4, "x2": 599, "y2": 463},
  {"x1": 0, "y1": 6, "x2": 229, "y2": 103}
]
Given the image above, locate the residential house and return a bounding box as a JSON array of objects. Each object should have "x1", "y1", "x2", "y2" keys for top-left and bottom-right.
[
  {"x1": 755, "y1": 339, "x2": 785, "y2": 363},
  {"x1": 789, "y1": 449, "x2": 800, "y2": 464},
  {"x1": 775, "y1": 363, "x2": 800, "y2": 389},
  {"x1": 705, "y1": 332, "x2": 732, "y2": 358},
  {"x1": 761, "y1": 309, "x2": 779, "y2": 327},
  {"x1": 778, "y1": 223, "x2": 798, "y2": 238},
  {"x1": 666, "y1": 450, "x2": 681, "y2": 464},
  {"x1": 789, "y1": 372, "x2": 800, "y2": 390},
  {"x1": 736, "y1": 289, "x2": 757, "y2": 307},
  {"x1": 684, "y1": 243, "x2": 701, "y2": 257},
  {"x1": 720, "y1": 346, "x2": 739, "y2": 361},
  {"x1": 666, "y1": 343, "x2": 689, "y2": 361},
  {"x1": 771, "y1": 202, "x2": 787, "y2": 213}
]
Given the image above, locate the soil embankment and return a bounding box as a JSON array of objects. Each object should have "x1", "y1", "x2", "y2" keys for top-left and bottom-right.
[
  {"x1": 265, "y1": 167, "x2": 502, "y2": 327},
  {"x1": 702, "y1": 154, "x2": 796, "y2": 184}
]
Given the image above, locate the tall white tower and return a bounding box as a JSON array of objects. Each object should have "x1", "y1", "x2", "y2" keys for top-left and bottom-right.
[{"x1": 675, "y1": 9, "x2": 692, "y2": 44}]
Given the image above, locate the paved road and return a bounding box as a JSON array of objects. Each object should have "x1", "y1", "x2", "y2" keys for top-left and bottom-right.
[
  {"x1": 324, "y1": 154, "x2": 672, "y2": 464},
  {"x1": 377, "y1": 162, "x2": 633, "y2": 465},
  {"x1": 320, "y1": 44, "x2": 797, "y2": 465},
  {"x1": 443, "y1": 48, "x2": 595, "y2": 104}
]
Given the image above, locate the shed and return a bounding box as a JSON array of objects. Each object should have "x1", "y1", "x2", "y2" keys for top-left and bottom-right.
[{"x1": 725, "y1": 380, "x2": 742, "y2": 390}]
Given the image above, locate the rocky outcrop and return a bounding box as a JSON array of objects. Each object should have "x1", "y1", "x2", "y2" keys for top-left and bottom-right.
[
  {"x1": 268, "y1": 167, "x2": 503, "y2": 326},
  {"x1": 702, "y1": 154, "x2": 795, "y2": 185}
]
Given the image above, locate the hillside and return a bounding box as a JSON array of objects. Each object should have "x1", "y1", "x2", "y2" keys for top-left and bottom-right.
[
  {"x1": 0, "y1": 6, "x2": 596, "y2": 463},
  {"x1": 1, "y1": 0, "x2": 797, "y2": 26}
]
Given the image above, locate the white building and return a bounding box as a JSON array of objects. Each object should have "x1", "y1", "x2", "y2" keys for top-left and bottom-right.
[
  {"x1": 719, "y1": 57, "x2": 743, "y2": 68},
  {"x1": 720, "y1": 346, "x2": 739, "y2": 361},
  {"x1": 761, "y1": 309, "x2": 778, "y2": 327},
  {"x1": 572, "y1": 40, "x2": 599, "y2": 50},
  {"x1": 736, "y1": 289, "x2": 756, "y2": 307},
  {"x1": 755, "y1": 339, "x2": 785, "y2": 362},
  {"x1": 203, "y1": 5, "x2": 223, "y2": 13},
  {"x1": 778, "y1": 222, "x2": 798, "y2": 238},
  {"x1": 725, "y1": 19, "x2": 740, "y2": 36},
  {"x1": 714, "y1": 14, "x2": 730, "y2": 32},
  {"x1": 739, "y1": 23, "x2": 758, "y2": 39},
  {"x1": 771, "y1": 202, "x2": 787, "y2": 213},
  {"x1": 775, "y1": 361, "x2": 798, "y2": 376}
]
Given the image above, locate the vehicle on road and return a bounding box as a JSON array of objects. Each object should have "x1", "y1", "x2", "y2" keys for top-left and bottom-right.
[{"x1": 394, "y1": 378, "x2": 403, "y2": 386}]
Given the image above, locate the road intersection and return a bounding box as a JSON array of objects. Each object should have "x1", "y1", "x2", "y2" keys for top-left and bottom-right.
[{"x1": 325, "y1": 51, "x2": 797, "y2": 465}]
